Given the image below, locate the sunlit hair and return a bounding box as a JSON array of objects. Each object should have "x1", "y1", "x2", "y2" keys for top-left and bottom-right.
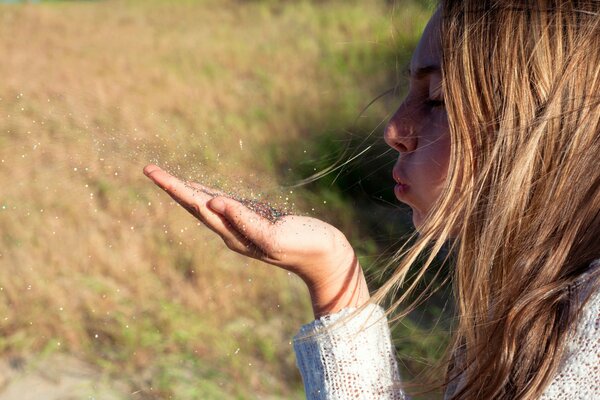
[{"x1": 366, "y1": 1, "x2": 600, "y2": 399}]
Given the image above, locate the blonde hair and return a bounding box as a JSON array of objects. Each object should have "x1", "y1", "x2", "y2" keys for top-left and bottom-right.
[{"x1": 367, "y1": 1, "x2": 600, "y2": 399}]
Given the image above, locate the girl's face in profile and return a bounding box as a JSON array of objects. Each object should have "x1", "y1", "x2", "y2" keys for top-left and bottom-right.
[{"x1": 384, "y1": 9, "x2": 450, "y2": 229}]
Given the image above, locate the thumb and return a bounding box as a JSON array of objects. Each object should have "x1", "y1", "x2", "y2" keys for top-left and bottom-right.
[
  {"x1": 207, "y1": 197, "x2": 227, "y2": 214},
  {"x1": 207, "y1": 196, "x2": 273, "y2": 247}
]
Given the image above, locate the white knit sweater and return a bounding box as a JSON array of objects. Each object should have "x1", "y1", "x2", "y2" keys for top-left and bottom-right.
[{"x1": 293, "y1": 262, "x2": 600, "y2": 399}]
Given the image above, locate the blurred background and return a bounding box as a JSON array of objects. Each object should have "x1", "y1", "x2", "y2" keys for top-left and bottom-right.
[{"x1": 0, "y1": 0, "x2": 448, "y2": 398}]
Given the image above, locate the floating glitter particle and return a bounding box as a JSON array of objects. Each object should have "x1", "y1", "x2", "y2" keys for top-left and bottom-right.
[{"x1": 187, "y1": 184, "x2": 289, "y2": 224}]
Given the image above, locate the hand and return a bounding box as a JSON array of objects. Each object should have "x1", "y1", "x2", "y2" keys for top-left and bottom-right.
[{"x1": 143, "y1": 164, "x2": 370, "y2": 318}]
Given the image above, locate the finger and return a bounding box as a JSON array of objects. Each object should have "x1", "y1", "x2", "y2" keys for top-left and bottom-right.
[
  {"x1": 210, "y1": 212, "x2": 269, "y2": 259},
  {"x1": 144, "y1": 165, "x2": 228, "y2": 205},
  {"x1": 207, "y1": 196, "x2": 277, "y2": 254},
  {"x1": 144, "y1": 165, "x2": 265, "y2": 257},
  {"x1": 143, "y1": 165, "x2": 209, "y2": 212},
  {"x1": 144, "y1": 164, "x2": 191, "y2": 198},
  {"x1": 186, "y1": 181, "x2": 227, "y2": 198},
  {"x1": 196, "y1": 198, "x2": 250, "y2": 243}
]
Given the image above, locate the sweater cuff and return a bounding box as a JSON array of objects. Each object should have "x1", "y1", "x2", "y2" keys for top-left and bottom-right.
[{"x1": 293, "y1": 303, "x2": 405, "y2": 399}]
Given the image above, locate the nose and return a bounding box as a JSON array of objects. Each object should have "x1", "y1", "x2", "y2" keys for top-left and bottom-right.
[{"x1": 384, "y1": 104, "x2": 418, "y2": 153}]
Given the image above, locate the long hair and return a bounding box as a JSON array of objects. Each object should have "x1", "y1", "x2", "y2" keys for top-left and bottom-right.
[
  {"x1": 370, "y1": 1, "x2": 600, "y2": 398},
  {"x1": 296, "y1": 0, "x2": 600, "y2": 400}
]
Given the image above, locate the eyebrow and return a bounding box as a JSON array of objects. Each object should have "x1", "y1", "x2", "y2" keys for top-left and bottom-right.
[{"x1": 404, "y1": 64, "x2": 441, "y2": 80}]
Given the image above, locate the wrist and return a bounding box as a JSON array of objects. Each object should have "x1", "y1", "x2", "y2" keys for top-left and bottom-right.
[{"x1": 307, "y1": 256, "x2": 370, "y2": 319}]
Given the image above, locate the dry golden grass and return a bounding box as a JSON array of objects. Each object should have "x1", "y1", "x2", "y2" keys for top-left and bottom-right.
[{"x1": 0, "y1": 0, "x2": 432, "y2": 398}]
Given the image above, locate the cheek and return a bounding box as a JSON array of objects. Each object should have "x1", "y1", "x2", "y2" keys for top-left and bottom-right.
[
  {"x1": 422, "y1": 120, "x2": 450, "y2": 178},
  {"x1": 431, "y1": 133, "x2": 451, "y2": 178},
  {"x1": 418, "y1": 120, "x2": 451, "y2": 202}
]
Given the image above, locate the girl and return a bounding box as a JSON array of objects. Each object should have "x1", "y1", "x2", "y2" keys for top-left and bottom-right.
[{"x1": 144, "y1": 1, "x2": 600, "y2": 398}]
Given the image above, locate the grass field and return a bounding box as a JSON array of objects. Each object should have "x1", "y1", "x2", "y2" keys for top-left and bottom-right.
[{"x1": 0, "y1": 0, "x2": 444, "y2": 398}]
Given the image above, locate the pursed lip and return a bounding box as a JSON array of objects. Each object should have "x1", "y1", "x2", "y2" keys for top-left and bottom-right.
[{"x1": 393, "y1": 168, "x2": 410, "y2": 199}]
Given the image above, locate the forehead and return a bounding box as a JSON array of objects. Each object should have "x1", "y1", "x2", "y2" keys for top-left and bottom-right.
[{"x1": 410, "y1": 9, "x2": 442, "y2": 72}]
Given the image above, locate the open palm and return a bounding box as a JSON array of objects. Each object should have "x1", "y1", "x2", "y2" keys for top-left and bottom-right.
[{"x1": 143, "y1": 164, "x2": 369, "y2": 317}]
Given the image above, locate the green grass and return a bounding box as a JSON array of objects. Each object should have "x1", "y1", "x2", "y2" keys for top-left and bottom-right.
[{"x1": 0, "y1": 0, "x2": 445, "y2": 398}]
